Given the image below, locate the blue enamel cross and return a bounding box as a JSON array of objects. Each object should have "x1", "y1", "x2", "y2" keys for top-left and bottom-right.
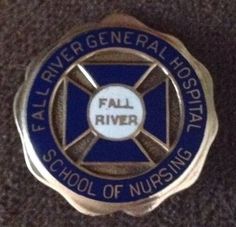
[{"x1": 64, "y1": 63, "x2": 169, "y2": 164}]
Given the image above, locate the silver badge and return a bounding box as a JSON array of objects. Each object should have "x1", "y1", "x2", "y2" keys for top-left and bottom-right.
[{"x1": 14, "y1": 14, "x2": 218, "y2": 216}]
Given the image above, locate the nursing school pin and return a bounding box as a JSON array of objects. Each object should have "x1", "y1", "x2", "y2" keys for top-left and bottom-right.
[{"x1": 14, "y1": 14, "x2": 218, "y2": 216}]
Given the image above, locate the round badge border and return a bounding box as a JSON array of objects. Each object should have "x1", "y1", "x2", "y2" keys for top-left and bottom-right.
[{"x1": 26, "y1": 27, "x2": 207, "y2": 203}]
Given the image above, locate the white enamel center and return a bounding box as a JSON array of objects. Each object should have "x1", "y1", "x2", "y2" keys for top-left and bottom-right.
[{"x1": 88, "y1": 85, "x2": 145, "y2": 140}]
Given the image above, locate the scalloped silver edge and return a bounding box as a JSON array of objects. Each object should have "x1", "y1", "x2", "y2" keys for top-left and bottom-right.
[{"x1": 14, "y1": 14, "x2": 218, "y2": 216}]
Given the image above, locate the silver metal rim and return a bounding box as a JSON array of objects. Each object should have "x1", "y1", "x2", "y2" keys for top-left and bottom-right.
[{"x1": 14, "y1": 14, "x2": 218, "y2": 216}]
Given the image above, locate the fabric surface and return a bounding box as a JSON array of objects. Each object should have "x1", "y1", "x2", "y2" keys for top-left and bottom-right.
[{"x1": 0, "y1": 0, "x2": 235, "y2": 226}]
